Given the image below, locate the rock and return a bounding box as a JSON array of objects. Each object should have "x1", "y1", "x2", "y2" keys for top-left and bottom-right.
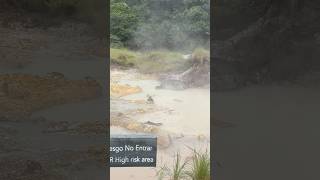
[
  {"x1": 158, "y1": 56, "x2": 209, "y2": 90},
  {"x1": 146, "y1": 95, "x2": 154, "y2": 104},
  {"x1": 111, "y1": 117, "x2": 174, "y2": 149},
  {"x1": 144, "y1": 121, "x2": 162, "y2": 126},
  {"x1": 157, "y1": 78, "x2": 187, "y2": 90}
]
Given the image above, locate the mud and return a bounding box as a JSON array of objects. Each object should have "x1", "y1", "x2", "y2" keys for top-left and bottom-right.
[{"x1": 110, "y1": 69, "x2": 210, "y2": 179}]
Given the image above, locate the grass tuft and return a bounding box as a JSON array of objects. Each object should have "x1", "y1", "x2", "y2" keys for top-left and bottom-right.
[
  {"x1": 157, "y1": 152, "x2": 188, "y2": 180},
  {"x1": 157, "y1": 149, "x2": 210, "y2": 180},
  {"x1": 186, "y1": 149, "x2": 210, "y2": 180}
]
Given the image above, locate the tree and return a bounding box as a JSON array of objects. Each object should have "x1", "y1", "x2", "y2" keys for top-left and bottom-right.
[
  {"x1": 110, "y1": 0, "x2": 138, "y2": 46},
  {"x1": 110, "y1": 0, "x2": 210, "y2": 50}
]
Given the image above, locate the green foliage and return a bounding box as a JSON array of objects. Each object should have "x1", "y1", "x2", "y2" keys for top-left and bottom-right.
[
  {"x1": 110, "y1": 0, "x2": 210, "y2": 50},
  {"x1": 133, "y1": 20, "x2": 179, "y2": 50},
  {"x1": 158, "y1": 152, "x2": 188, "y2": 180},
  {"x1": 157, "y1": 149, "x2": 211, "y2": 180},
  {"x1": 110, "y1": 48, "x2": 140, "y2": 67},
  {"x1": 180, "y1": 5, "x2": 210, "y2": 36},
  {"x1": 172, "y1": 153, "x2": 189, "y2": 180},
  {"x1": 111, "y1": 0, "x2": 138, "y2": 46},
  {"x1": 186, "y1": 149, "x2": 210, "y2": 180},
  {"x1": 110, "y1": 34, "x2": 124, "y2": 48},
  {"x1": 110, "y1": 48, "x2": 190, "y2": 73}
]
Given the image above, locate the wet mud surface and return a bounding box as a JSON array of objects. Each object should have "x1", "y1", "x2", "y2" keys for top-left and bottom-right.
[{"x1": 110, "y1": 69, "x2": 210, "y2": 179}]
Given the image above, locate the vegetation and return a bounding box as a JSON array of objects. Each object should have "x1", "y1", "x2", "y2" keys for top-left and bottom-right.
[
  {"x1": 109, "y1": 0, "x2": 210, "y2": 74},
  {"x1": 191, "y1": 48, "x2": 210, "y2": 64},
  {"x1": 110, "y1": 48, "x2": 191, "y2": 73},
  {"x1": 110, "y1": 0, "x2": 210, "y2": 51},
  {"x1": 110, "y1": 0, "x2": 138, "y2": 47},
  {"x1": 110, "y1": 48, "x2": 140, "y2": 68},
  {"x1": 158, "y1": 150, "x2": 210, "y2": 180},
  {"x1": 186, "y1": 150, "x2": 210, "y2": 180},
  {"x1": 158, "y1": 153, "x2": 188, "y2": 180}
]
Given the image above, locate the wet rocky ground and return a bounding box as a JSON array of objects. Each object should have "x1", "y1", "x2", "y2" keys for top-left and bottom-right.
[{"x1": 110, "y1": 69, "x2": 210, "y2": 179}]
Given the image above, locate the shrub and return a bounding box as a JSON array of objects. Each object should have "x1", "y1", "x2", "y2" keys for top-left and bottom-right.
[
  {"x1": 110, "y1": 48, "x2": 139, "y2": 67},
  {"x1": 191, "y1": 48, "x2": 210, "y2": 64},
  {"x1": 110, "y1": 48, "x2": 190, "y2": 73}
]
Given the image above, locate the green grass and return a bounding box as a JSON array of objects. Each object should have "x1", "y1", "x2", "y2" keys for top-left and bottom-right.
[
  {"x1": 157, "y1": 152, "x2": 188, "y2": 180},
  {"x1": 157, "y1": 149, "x2": 211, "y2": 180},
  {"x1": 172, "y1": 152, "x2": 188, "y2": 180},
  {"x1": 186, "y1": 149, "x2": 211, "y2": 180},
  {"x1": 110, "y1": 48, "x2": 140, "y2": 68},
  {"x1": 110, "y1": 48, "x2": 191, "y2": 73}
]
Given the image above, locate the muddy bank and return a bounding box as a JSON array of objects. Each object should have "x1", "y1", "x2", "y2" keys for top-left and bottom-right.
[
  {"x1": 110, "y1": 69, "x2": 210, "y2": 136},
  {"x1": 110, "y1": 69, "x2": 210, "y2": 179}
]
